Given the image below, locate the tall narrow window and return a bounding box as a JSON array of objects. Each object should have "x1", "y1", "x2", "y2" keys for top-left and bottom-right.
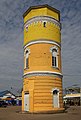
[
  {"x1": 52, "y1": 56, "x2": 57, "y2": 67},
  {"x1": 52, "y1": 89, "x2": 59, "y2": 108},
  {"x1": 25, "y1": 50, "x2": 29, "y2": 69},
  {"x1": 50, "y1": 47, "x2": 58, "y2": 68},
  {"x1": 26, "y1": 57, "x2": 28, "y2": 68},
  {"x1": 26, "y1": 25, "x2": 28, "y2": 32},
  {"x1": 43, "y1": 21, "x2": 46, "y2": 27},
  {"x1": 24, "y1": 49, "x2": 30, "y2": 69}
]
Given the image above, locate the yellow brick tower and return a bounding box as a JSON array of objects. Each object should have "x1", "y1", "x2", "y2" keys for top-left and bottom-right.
[{"x1": 22, "y1": 5, "x2": 64, "y2": 113}]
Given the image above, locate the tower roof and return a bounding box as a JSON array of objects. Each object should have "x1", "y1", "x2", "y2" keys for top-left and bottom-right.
[{"x1": 23, "y1": 4, "x2": 60, "y2": 20}]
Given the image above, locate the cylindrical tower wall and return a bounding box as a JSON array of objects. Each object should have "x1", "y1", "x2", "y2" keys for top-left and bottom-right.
[
  {"x1": 24, "y1": 16, "x2": 61, "y2": 45},
  {"x1": 22, "y1": 5, "x2": 64, "y2": 113}
]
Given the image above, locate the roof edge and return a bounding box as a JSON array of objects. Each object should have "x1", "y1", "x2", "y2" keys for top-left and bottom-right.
[{"x1": 23, "y1": 4, "x2": 60, "y2": 21}]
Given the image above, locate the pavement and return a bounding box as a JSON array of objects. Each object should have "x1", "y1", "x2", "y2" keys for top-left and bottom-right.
[{"x1": 0, "y1": 106, "x2": 81, "y2": 120}]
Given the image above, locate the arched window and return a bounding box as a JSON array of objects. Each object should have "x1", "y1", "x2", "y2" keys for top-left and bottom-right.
[
  {"x1": 25, "y1": 50, "x2": 29, "y2": 68},
  {"x1": 24, "y1": 48, "x2": 30, "y2": 69},
  {"x1": 53, "y1": 90, "x2": 59, "y2": 95},
  {"x1": 50, "y1": 47, "x2": 58, "y2": 68},
  {"x1": 43, "y1": 21, "x2": 46, "y2": 27},
  {"x1": 25, "y1": 25, "x2": 28, "y2": 32},
  {"x1": 52, "y1": 89, "x2": 59, "y2": 108}
]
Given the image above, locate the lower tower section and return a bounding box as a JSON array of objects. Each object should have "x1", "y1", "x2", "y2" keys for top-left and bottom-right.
[{"x1": 22, "y1": 75, "x2": 64, "y2": 112}]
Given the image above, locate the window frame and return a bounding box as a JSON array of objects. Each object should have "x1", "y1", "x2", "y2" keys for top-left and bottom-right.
[
  {"x1": 25, "y1": 25, "x2": 28, "y2": 32},
  {"x1": 24, "y1": 48, "x2": 30, "y2": 69},
  {"x1": 43, "y1": 21, "x2": 47, "y2": 27},
  {"x1": 50, "y1": 46, "x2": 59, "y2": 68}
]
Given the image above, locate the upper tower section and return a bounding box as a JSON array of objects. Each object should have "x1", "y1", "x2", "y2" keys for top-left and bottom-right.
[
  {"x1": 23, "y1": 4, "x2": 61, "y2": 46},
  {"x1": 23, "y1": 4, "x2": 60, "y2": 22}
]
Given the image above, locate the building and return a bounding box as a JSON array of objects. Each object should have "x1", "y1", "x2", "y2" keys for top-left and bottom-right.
[
  {"x1": 0, "y1": 90, "x2": 15, "y2": 100},
  {"x1": 22, "y1": 5, "x2": 64, "y2": 113},
  {"x1": 63, "y1": 87, "x2": 81, "y2": 106}
]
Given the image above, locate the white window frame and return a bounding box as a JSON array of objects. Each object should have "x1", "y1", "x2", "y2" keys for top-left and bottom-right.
[
  {"x1": 25, "y1": 25, "x2": 28, "y2": 32},
  {"x1": 24, "y1": 48, "x2": 30, "y2": 69},
  {"x1": 43, "y1": 21, "x2": 47, "y2": 27},
  {"x1": 52, "y1": 88, "x2": 59, "y2": 108},
  {"x1": 50, "y1": 46, "x2": 59, "y2": 68}
]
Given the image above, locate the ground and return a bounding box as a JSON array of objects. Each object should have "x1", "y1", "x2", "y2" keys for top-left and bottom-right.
[{"x1": 0, "y1": 106, "x2": 81, "y2": 120}]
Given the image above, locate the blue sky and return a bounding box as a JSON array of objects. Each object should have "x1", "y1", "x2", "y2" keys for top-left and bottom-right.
[{"x1": 0, "y1": 0, "x2": 81, "y2": 93}]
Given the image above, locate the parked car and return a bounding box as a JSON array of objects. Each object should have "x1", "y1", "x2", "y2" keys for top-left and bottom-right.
[{"x1": 0, "y1": 101, "x2": 8, "y2": 107}]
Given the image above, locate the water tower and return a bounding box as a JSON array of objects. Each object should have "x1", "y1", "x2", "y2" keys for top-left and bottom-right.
[{"x1": 22, "y1": 5, "x2": 64, "y2": 113}]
